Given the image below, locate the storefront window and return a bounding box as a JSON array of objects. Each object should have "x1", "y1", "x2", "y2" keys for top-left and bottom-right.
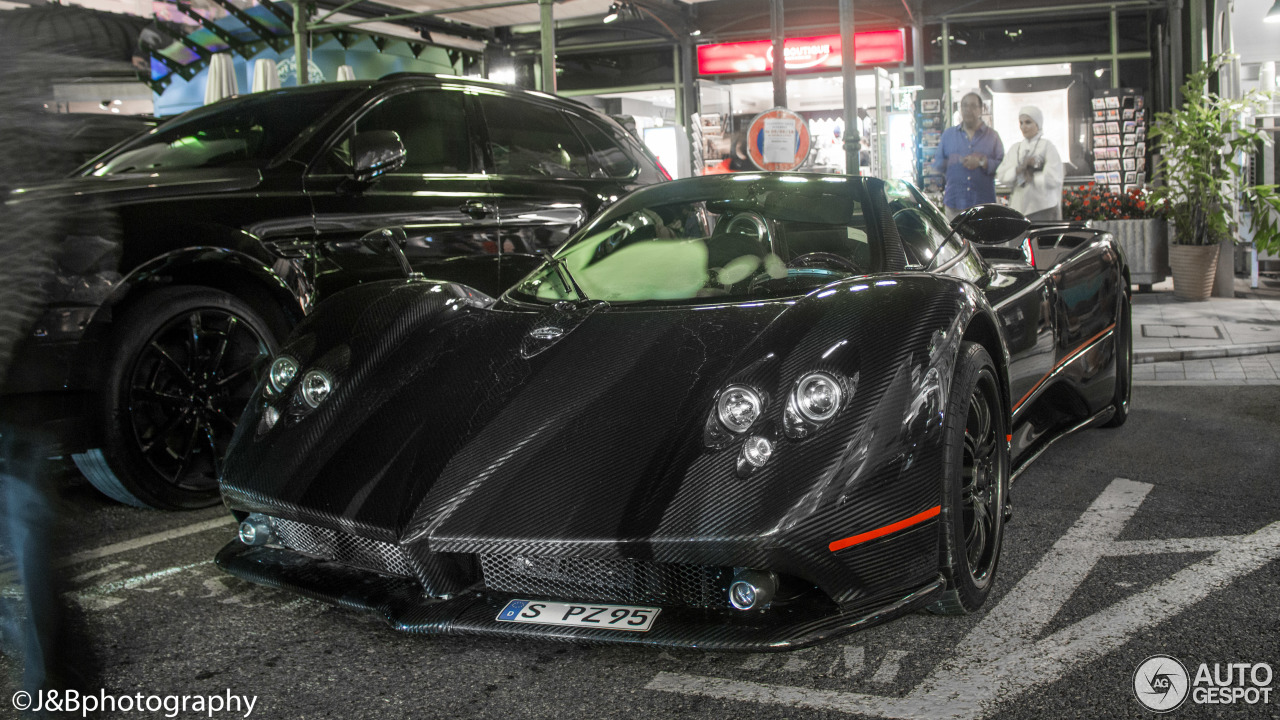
[
  {"x1": 926, "y1": 16, "x2": 1112, "y2": 65},
  {"x1": 557, "y1": 48, "x2": 675, "y2": 92}
]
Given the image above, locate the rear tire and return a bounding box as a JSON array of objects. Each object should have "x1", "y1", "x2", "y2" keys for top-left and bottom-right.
[
  {"x1": 929, "y1": 342, "x2": 1008, "y2": 615},
  {"x1": 1101, "y1": 295, "x2": 1132, "y2": 428},
  {"x1": 74, "y1": 286, "x2": 279, "y2": 509}
]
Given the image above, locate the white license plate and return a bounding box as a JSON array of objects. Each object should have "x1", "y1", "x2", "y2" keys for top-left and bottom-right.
[{"x1": 495, "y1": 599, "x2": 660, "y2": 632}]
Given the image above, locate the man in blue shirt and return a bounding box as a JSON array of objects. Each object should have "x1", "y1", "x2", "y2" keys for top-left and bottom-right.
[{"x1": 933, "y1": 92, "x2": 1005, "y2": 220}]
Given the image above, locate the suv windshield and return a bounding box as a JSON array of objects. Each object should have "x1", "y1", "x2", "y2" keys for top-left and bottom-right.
[
  {"x1": 509, "y1": 175, "x2": 875, "y2": 305},
  {"x1": 86, "y1": 88, "x2": 356, "y2": 176}
]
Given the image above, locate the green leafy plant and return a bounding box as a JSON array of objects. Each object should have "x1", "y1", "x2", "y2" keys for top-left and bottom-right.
[
  {"x1": 1149, "y1": 53, "x2": 1280, "y2": 252},
  {"x1": 1062, "y1": 184, "x2": 1162, "y2": 221}
]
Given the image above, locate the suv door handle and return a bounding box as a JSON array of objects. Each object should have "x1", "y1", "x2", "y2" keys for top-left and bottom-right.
[{"x1": 460, "y1": 200, "x2": 495, "y2": 219}]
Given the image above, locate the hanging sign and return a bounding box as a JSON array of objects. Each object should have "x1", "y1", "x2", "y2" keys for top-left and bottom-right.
[
  {"x1": 696, "y1": 30, "x2": 905, "y2": 75},
  {"x1": 746, "y1": 107, "x2": 811, "y2": 171}
]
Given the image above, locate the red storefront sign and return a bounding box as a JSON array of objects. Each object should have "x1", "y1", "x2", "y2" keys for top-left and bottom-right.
[{"x1": 696, "y1": 30, "x2": 905, "y2": 75}]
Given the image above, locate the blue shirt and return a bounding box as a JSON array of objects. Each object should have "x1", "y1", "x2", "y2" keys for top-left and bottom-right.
[{"x1": 932, "y1": 122, "x2": 1005, "y2": 211}]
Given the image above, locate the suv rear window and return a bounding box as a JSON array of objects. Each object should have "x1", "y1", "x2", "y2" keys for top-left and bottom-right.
[
  {"x1": 87, "y1": 88, "x2": 354, "y2": 176},
  {"x1": 479, "y1": 95, "x2": 592, "y2": 178},
  {"x1": 565, "y1": 113, "x2": 637, "y2": 179}
]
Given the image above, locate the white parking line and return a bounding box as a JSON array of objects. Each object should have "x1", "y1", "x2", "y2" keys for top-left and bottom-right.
[
  {"x1": 59, "y1": 516, "x2": 234, "y2": 568},
  {"x1": 68, "y1": 560, "x2": 133, "y2": 584},
  {"x1": 869, "y1": 650, "x2": 910, "y2": 685},
  {"x1": 76, "y1": 561, "x2": 211, "y2": 596},
  {"x1": 648, "y1": 478, "x2": 1280, "y2": 719}
]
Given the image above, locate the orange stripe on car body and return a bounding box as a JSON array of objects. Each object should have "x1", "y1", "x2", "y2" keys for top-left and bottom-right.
[
  {"x1": 1012, "y1": 323, "x2": 1116, "y2": 413},
  {"x1": 828, "y1": 506, "x2": 941, "y2": 553}
]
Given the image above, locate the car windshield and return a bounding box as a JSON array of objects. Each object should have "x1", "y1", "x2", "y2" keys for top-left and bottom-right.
[
  {"x1": 85, "y1": 87, "x2": 357, "y2": 176},
  {"x1": 508, "y1": 174, "x2": 878, "y2": 305}
]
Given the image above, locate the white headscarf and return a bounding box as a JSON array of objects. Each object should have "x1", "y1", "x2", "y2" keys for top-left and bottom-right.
[{"x1": 1018, "y1": 105, "x2": 1044, "y2": 133}]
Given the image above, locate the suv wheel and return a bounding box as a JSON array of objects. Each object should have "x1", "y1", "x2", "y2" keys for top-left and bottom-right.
[{"x1": 73, "y1": 286, "x2": 278, "y2": 509}]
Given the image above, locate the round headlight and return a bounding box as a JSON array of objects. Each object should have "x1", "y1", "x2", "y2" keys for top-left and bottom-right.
[
  {"x1": 298, "y1": 370, "x2": 332, "y2": 409},
  {"x1": 742, "y1": 435, "x2": 774, "y2": 468},
  {"x1": 268, "y1": 356, "x2": 299, "y2": 395},
  {"x1": 717, "y1": 385, "x2": 762, "y2": 433},
  {"x1": 794, "y1": 372, "x2": 842, "y2": 423}
]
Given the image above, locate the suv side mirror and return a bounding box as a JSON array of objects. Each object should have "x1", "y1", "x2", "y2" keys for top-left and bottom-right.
[
  {"x1": 951, "y1": 203, "x2": 1031, "y2": 245},
  {"x1": 350, "y1": 130, "x2": 406, "y2": 184}
]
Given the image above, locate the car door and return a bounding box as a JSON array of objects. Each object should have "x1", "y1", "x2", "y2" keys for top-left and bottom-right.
[
  {"x1": 304, "y1": 86, "x2": 505, "y2": 298},
  {"x1": 886, "y1": 181, "x2": 1055, "y2": 407},
  {"x1": 474, "y1": 93, "x2": 647, "y2": 290}
]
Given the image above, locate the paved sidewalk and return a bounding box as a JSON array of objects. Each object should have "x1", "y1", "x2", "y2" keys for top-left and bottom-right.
[{"x1": 1131, "y1": 276, "x2": 1280, "y2": 384}]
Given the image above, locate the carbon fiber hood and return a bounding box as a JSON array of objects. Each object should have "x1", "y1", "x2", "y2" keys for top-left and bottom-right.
[
  {"x1": 221, "y1": 281, "x2": 791, "y2": 544},
  {"x1": 222, "y1": 274, "x2": 974, "y2": 563}
]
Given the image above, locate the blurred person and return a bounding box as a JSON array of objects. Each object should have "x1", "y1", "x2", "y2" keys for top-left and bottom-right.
[
  {"x1": 933, "y1": 92, "x2": 1004, "y2": 220},
  {"x1": 996, "y1": 105, "x2": 1064, "y2": 221},
  {"x1": 704, "y1": 131, "x2": 753, "y2": 174},
  {"x1": 0, "y1": 20, "x2": 107, "y2": 697},
  {"x1": 856, "y1": 107, "x2": 872, "y2": 169}
]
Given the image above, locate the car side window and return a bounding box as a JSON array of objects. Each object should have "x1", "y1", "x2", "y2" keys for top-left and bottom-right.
[
  {"x1": 479, "y1": 95, "x2": 591, "y2": 178},
  {"x1": 565, "y1": 113, "x2": 637, "y2": 179},
  {"x1": 885, "y1": 180, "x2": 961, "y2": 269},
  {"x1": 318, "y1": 89, "x2": 474, "y2": 175}
]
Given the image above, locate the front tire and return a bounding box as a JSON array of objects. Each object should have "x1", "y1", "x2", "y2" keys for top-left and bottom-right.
[
  {"x1": 74, "y1": 286, "x2": 279, "y2": 509},
  {"x1": 930, "y1": 342, "x2": 1008, "y2": 615}
]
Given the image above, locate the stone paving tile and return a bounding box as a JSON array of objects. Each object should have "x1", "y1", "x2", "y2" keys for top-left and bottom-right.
[{"x1": 1132, "y1": 352, "x2": 1280, "y2": 385}]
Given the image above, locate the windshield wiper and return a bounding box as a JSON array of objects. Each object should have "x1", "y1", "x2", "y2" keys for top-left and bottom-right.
[{"x1": 542, "y1": 250, "x2": 588, "y2": 301}]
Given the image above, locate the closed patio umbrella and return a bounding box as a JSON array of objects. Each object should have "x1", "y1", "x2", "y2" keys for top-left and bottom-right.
[
  {"x1": 251, "y1": 58, "x2": 280, "y2": 93},
  {"x1": 336, "y1": 64, "x2": 355, "y2": 82},
  {"x1": 204, "y1": 53, "x2": 238, "y2": 104}
]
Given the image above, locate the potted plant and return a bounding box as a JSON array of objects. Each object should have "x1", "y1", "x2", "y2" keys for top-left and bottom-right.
[
  {"x1": 1062, "y1": 184, "x2": 1167, "y2": 291},
  {"x1": 1149, "y1": 53, "x2": 1280, "y2": 301}
]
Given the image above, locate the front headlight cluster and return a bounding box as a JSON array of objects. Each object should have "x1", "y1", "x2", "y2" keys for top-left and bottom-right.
[
  {"x1": 783, "y1": 372, "x2": 844, "y2": 438},
  {"x1": 258, "y1": 355, "x2": 336, "y2": 434},
  {"x1": 706, "y1": 370, "x2": 853, "y2": 477}
]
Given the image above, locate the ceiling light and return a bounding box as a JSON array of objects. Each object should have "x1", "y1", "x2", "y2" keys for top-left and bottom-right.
[
  {"x1": 603, "y1": 2, "x2": 620, "y2": 23},
  {"x1": 1266, "y1": 0, "x2": 1280, "y2": 22}
]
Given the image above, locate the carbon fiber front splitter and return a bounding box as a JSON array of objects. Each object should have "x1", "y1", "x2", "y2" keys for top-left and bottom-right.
[{"x1": 216, "y1": 541, "x2": 944, "y2": 652}]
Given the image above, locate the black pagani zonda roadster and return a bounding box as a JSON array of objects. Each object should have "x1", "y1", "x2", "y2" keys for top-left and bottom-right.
[{"x1": 216, "y1": 173, "x2": 1131, "y2": 651}]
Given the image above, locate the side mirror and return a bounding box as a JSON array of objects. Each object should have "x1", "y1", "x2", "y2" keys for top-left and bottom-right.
[
  {"x1": 350, "y1": 130, "x2": 405, "y2": 184},
  {"x1": 951, "y1": 203, "x2": 1031, "y2": 245}
]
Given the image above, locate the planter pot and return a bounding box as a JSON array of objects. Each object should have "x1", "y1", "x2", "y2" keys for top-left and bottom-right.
[
  {"x1": 1168, "y1": 244, "x2": 1220, "y2": 301},
  {"x1": 1086, "y1": 219, "x2": 1168, "y2": 289}
]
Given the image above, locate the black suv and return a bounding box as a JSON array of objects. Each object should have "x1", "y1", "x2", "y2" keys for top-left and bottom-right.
[{"x1": 5, "y1": 74, "x2": 665, "y2": 510}]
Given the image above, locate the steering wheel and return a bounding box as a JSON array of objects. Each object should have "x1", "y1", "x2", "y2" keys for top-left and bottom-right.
[{"x1": 787, "y1": 251, "x2": 861, "y2": 273}]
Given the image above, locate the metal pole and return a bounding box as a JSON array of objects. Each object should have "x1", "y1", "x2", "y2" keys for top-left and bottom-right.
[
  {"x1": 1170, "y1": 0, "x2": 1183, "y2": 107},
  {"x1": 941, "y1": 20, "x2": 950, "y2": 121},
  {"x1": 1110, "y1": 9, "x2": 1120, "y2": 89},
  {"x1": 292, "y1": 0, "x2": 308, "y2": 85},
  {"x1": 538, "y1": 0, "x2": 555, "y2": 93},
  {"x1": 771, "y1": 0, "x2": 786, "y2": 107},
  {"x1": 840, "y1": 0, "x2": 857, "y2": 174},
  {"x1": 679, "y1": 41, "x2": 697, "y2": 130},
  {"x1": 911, "y1": 20, "x2": 924, "y2": 87},
  {"x1": 1189, "y1": 0, "x2": 1205, "y2": 69}
]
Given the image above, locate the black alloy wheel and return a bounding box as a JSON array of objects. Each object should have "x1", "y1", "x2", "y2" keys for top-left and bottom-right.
[
  {"x1": 127, "y1": 307, "x2": 267, "y2": 489},
  {"x1": 1101, "y1": 294, "x2": 1132, "y2": 428},
  {"x1": 930, "y1": 341, "x2": 1009, "y2": 615},
  {"x1": 960, "y1": 365, "x2": 1002, "y2": 586},
  {"x1": 75, "y1": 286, "x2": 281, "y2": 509}
]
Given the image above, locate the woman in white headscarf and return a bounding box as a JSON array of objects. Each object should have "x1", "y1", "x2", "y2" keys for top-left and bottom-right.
[{"x1": 996, "y1": 105, "x2": 1064, "y2": 221}]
